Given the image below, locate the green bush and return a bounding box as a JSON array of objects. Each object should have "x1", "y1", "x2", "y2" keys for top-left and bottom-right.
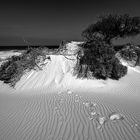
[{"x1": 0, "y1": 47, "x2": 47, "y2": 87}]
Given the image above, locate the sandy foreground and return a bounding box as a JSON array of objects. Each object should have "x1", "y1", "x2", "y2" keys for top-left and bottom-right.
[{"x1": 0, "y1": 48, "x2": 140, "y2": 140}]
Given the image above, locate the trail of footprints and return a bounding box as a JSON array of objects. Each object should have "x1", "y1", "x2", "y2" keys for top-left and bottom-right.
[
  {"x1": 0, "y1": 90, "x2": 140, "y2": 140},
  {"x1": 55, "y1": 89, "x2": 140, "y2": 132}
]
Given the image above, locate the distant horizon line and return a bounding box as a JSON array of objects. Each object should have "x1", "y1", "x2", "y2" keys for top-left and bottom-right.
[
  {"x1": 0, "y1": 45, "x2": 59, "y2": 46},
  {"x1": 0, "y1": 45, "x2": 60, "y2": 50}
]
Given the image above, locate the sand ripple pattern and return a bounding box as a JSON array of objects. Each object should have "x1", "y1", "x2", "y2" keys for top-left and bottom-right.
[{"x1": 0, "y1": 90, "x2": 140, "y2": 140}]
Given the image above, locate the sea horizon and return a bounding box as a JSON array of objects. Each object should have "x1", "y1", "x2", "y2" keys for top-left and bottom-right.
[{"x1": 0, "y1": 45, "x2": 59, "y2": 51}]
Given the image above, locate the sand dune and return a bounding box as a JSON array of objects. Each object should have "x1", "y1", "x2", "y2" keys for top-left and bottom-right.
[
  {"x1": 15, "y1": 53, "x2": 106, "y2": 91},
  {"x1": 0, "y1": 42, "x2": 140, "y2": 140}
]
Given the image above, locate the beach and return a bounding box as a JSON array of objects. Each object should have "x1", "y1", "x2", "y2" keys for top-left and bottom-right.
[{"x1": 0, "y1": 48, "x2": 140, "y2": 140}]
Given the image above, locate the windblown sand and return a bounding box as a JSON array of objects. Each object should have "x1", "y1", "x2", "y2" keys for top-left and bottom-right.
[{"x1": 0, "y1": 48, "x2": 140, "y2": 140}]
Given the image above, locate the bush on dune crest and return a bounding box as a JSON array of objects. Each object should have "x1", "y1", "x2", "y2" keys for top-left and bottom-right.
[
  {"x1": 74, "y1": 14, "x2": 140, "y2": 80},
  {"x1": 74, "y1": 39, "x2": 128, "y2": 80},
  {"x1": 0, "y1": 47, "x2": 48, "y2": 87}
]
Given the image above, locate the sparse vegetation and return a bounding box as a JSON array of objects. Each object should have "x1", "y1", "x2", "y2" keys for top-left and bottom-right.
[{"x1": 0, "y1": 47, "x2": 48, "y2": 87}]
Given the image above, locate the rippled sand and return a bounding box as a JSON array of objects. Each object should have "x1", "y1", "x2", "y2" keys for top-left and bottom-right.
[{"x1": 0, "y1": 77, "x2": 140, "y2": 140}]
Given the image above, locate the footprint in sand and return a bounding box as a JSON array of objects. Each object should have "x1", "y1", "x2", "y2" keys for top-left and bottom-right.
[
  {"x1": 84, "y1": 102, "x2": 97, "y2": 112},
  {"x1": 96, "y1": 117, "x2": 107, "y2": 129},
  {"x1": 88, "y1": 112, "x2": 107, "y2": 130},
  {"x1": 91, "y1": 111, "x2": 97, "y2": 116},
  {"x1": 67, "y1": 89, "x2": 73, "y2": 94},
  {"x1": 88, "y1": 111, "x2": 98, "y2": 120},
  {"x1": 109, "y1": 112, "x2": 125, "y2": 121}
]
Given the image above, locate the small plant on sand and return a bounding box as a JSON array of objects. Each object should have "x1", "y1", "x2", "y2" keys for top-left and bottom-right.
[{"x1": 0, "y1": 47, "x2": 47, "y2": 87}]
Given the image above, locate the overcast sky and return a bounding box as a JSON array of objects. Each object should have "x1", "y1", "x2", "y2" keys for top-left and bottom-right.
[{"x1": 0, "y1": 0, "x2": 140, "y2": 45}]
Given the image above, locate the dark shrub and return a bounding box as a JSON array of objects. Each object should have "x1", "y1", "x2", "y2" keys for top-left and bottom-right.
[
  {"x1": 110, "y1": 58, "x2": 127, "y2": 80},
  {"x1": 82, "y1": 14, "x2": 140, "y2": 44},
  {"x1": 74, "y1": 40, "x2": 128, "y2": 80},
  {"x1": 0, "y1": 47, "x2": 47, "y2": 87}
]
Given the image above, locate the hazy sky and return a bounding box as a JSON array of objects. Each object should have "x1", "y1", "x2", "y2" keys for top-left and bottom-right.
[{"x1": 0, "y1": 0, "x2": 140, "y2": 45}]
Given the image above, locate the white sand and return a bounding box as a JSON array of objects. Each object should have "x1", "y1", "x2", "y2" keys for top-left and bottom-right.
[
  {"x1": 0, "y1": 42, "x2": 140, "y2": 140},
  {"x1": 0, "y1": 50, "x2": 21, "y2": 59}
]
